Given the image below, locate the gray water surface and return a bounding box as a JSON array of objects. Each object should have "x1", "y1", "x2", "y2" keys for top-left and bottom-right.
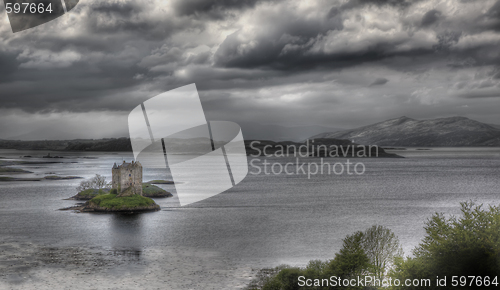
[{"x1": 0, "y1": 148, "x2": 499, "y2": 267}]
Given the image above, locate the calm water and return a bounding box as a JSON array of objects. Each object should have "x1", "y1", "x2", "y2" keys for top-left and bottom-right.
[{"x1": 0, "y1": 148, "x2": 499, "y2": 267}]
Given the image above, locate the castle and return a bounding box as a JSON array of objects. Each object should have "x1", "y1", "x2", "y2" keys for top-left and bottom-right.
[{"x1": 112, "y1": 161, "x2": 143, "y2": 196}]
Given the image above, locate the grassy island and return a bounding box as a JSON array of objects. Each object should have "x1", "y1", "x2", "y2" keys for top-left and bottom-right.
[
  {"x1": 145, "y1": 180, "x2": 174, "y2": 184},
  {"x1": 72, "y1": 188, "x2": 110, "y2": 200},
  {"x1": 0, "y1": 167, "x2": 32, "y2": 174},
  {"x1": 71, "y1": 183, "x2": 172, "y2": 200},
  {"x1": 44, "y1": 175, "x2": 83, "y2": 180},
  {"x1": 142, "y1": 183, "x2": 173, "y2": 197},
  {"x1": 87, "y1": 193, "x2": 160, "y2": 212}
]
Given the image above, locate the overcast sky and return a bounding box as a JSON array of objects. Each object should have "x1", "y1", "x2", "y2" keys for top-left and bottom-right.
[{"x1": 1, "y1": 0, "x2": 500, "y2": 139}]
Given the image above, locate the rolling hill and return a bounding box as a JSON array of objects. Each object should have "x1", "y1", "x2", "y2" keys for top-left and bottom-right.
[{"x1": 311, "y1": 116, "x2": 500, "y2": 147}]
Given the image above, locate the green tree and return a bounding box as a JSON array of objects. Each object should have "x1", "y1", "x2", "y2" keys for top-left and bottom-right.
[
  {"x1": 262, "y1": 267, "x2": 303, "y2": 290},
  {"x1": 332, "y1": 231, "x2": 372, "y2": 279},
  {"x1": 255, "y1": 226, "x2": 402, "y2": 290},
  {"x1": 362, "y1": 225, "x2": 404, "y2": 279},
  {"x1": 390, "y1": 201, "x2": 500, "y2": 289},
  {"x1": 333, "y1": 226, "x2": 403, "y2": 280},
  {"x1": 76, "y1": 174, "x2": 110, "y2": 192}
]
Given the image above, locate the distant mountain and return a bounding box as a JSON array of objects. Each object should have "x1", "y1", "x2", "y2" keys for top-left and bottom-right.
[
  {"x1": 488, "y1": 123, "x2": 500, "y2": 130},
  {"x1": 311, "y1": 116, "x2": 500, "y2": 147},
  {"x1": 238, "y1": 121, "x2": 343, "y2": 142}
]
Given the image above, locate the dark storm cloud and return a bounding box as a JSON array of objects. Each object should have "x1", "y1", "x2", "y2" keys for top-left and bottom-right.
[
  {"x1": 460, "y1": 92, "x2": 500, "y2": 99},
  {"x1": 1, "y1": 0, "x2": 500, "y2": 139},
  {"x1": 0, "y1": 0, "x2": 210, "y2": 113},
  {"x1": 0, "y1": 51, "x2": 19, "y2": 82},
  {"x1": 213, "y1": 0, "x2": 435, "y2": 71},
  {"x1": 212, "y1": 0, "x2": 500, "y2": 73},
  {"x1": 434, "y1": 31, "x2": 462, "y2": 52},
  {"x1": 172, "y1": 0, "x2": 265, "y2": 19},
  {"x1": 473, "y1": 0, "x2": 500, "y2": 32},
  {"x1": 214, "y1": 30, "x2": 434, "y2": 71},
  {"x1": 421, "y1": 9, "x2": 442, "y2": 27},
  {"x1": 83, "y1": 2, "x2": 203, "y2": 41},
  {"x1": 340, "y1": 0, "x2": 421, "y2": 10},
  {"x1": 485, "y1": 0, "x2": 500, "y2": 30},
  {"x1": 370, "y1": 78, "x2": 389, "y2": 86}
]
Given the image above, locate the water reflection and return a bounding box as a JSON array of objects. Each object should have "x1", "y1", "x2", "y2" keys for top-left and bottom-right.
[{"x1": 109, "y1": 213, "x2": 144, "y2": 255}]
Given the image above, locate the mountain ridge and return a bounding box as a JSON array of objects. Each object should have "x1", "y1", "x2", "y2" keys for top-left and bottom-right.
[{"x1": 311, "y1": 116, "x2": 500, "y2": 147}]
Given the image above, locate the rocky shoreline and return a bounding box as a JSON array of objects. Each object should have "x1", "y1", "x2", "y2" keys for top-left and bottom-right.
[
  {"x1": 60, "y1": 201, "x2": 161, "y2": 213},
  {"x1": 68, "y1": 183, "x2": 173, "y2": 201},
  {"x1": 84, "y1": 202, "x2": 160, "y2": 213}
]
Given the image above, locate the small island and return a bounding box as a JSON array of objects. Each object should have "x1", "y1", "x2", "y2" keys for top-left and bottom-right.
[
  {"x1": 70, "y1": 183, "x2": 172, "y2": 200},
  {"x1": 65, "y1": 161, "x2": 168, "y2": 213},
  {"x1": 145, "y1": 179, "x2": 174, "y2": 184},
  {"x1": 85, "y1": 189, "x2": 160, "y2": 213}
]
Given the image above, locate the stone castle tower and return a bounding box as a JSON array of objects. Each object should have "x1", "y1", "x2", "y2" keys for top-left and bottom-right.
[{"x1": 112, "y1": 161, "x2": 143, "y2": 196}]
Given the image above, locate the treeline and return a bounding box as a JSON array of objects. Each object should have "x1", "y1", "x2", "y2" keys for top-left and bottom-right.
[
  {"x1": 0, "y1": 139, "x2": 70, "y2": 150},
  {"x1": 0, "y1": 138, "x2": 132, "y2": 152},
  {"x1": 244, "y1": 139, "x2": 401, "y2": 158},
  {"x1": 249, "y1": 201, "x2": 500, "y2": 290},
  {"x1": 1, "y1": 138, "x2": 396, "y2": 156},
  {"x1": 64, "y1": 138, "x2": 132, "y2": 151}
]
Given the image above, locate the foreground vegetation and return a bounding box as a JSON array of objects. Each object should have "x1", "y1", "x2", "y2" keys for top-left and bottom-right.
[
  {"x1": 249, "y1": 201, "x2": 500, "y2": 290},
  {"x1": 390, "y1": 201, "x2": 500, "y2": 290}
]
